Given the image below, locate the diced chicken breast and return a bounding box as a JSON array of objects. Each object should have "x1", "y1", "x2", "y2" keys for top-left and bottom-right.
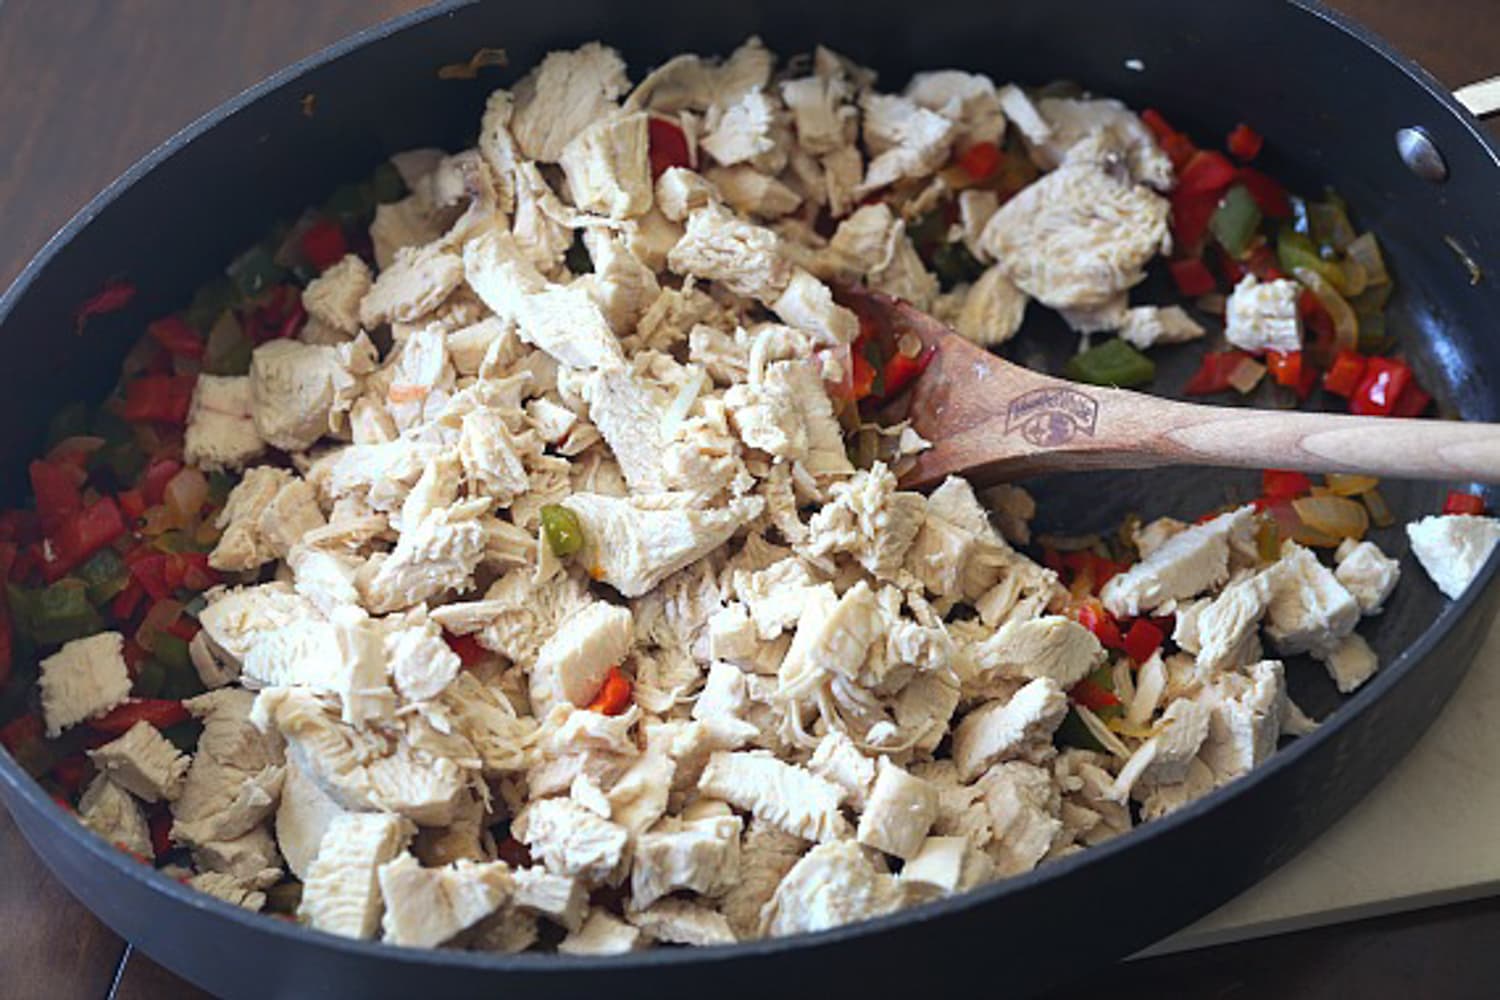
[
  {"x1": 1334, "y1": 538, "x2": 1401, "y2": 615},
  {"x1": 1224, "y1": 275, "x2": 1302, "y2": 354},
  {"x1": 1031, "y1": 97, "x2": 1174, "y2": 190},
  {"x1": 760, "y1": 841, "x2": 906, "y2": 937},
  {"x1": 184, "y1": 375, "x2": 265, "y2": 472},
  {"x1": 1118, "y1": 305, "x2": 1205, "y2": 350},
  {"x1": 77, "y1": 774, "x2": 152, "y2": 857},
  {"x1": 1198, "y1": 660, "x2": 1286, "y2": 784},
  {"x1": 668, "y1": 203, "x2": 792, "y2": 301},
  {"x1": 1407, "y1": 514, "x2": 1500, "y2": 599},
  {"x1": 955, "y1": 266, "x2": 1029, "y2": 347},
  {"x1": 801, "y1": 463, "x2": 926, "y2": 580},
  {"x1": 559, "y1": 910, "x2": 644, "y2": 955},
  {"x1": 969, "y1": 615, "x2": 1104, "y2": 688},
  {"x1": 698, "y1": 750, "x2": 849, "y2": 843},
  {"x1": 905, "y1": 70, "x2": 1005, "y2": 146},
  {"x1": 701, "y1": 88, "x2": 780, "y2": 167},
  {"x1": 777, "y1": 581, "x2": 883, "y2": 700},
  {"x1": 250, "y1": 335, "x2": 373, "y2": 451},
  {"x1": 510, "y1": 42, "x2": 630, "y2": 162},
  {"x1": 38, "y1": 632, "x2": 132, "y2": 737},
  {"x1": 770, "y1": 268, "x2": 860, "y2": 345},
  {"x1": 303, "y1": 254, "x2": 372, "y2": 337},
  {"x1": 559, "y1": 112, "x2": 653, "y2": 218},
  {"x1": 378, "y1": 854, "x2": 514, "y2": 948},
  {"x1": 628, "y1": 899, "x2": 737, "y2": 946},
  {"x1": 1101, "y1": 506, "x2": 1255, "y2": 617},
  {"x1": 1110, "y1": 697, "x2": 1212, "y2": 802},
  {"x1": 210, "y1": 467, "x2": 325, "y2": 572},
  {"x1": 1264, "y1": 542, "x2": 1360, "y2": 656},
  {"x1": 513, "y1": 797, "x2": 631, "y2": 885},
  {"x1": 855, "y1": 759, "x2": 938, "y2": 860},
  {"x1": 780, "y1": 73, "x2": 856, "y2": 155},
  {"x1": 978, "y1": 761, "x2": 1062, "y2": 876},
  {"x1": 857, "y1": 93, "x2": 959, "y2": 195},
  {"x1": 298, "y1": 812, "x2": 415, "y2": 939},
  {"x1": 530, "y1": 602, "x2": 634, "y2": 715},
  {"x1": 512, "y1": 866, "x2": 588, "y2": 931},
  {"x1": 87, "y1": 720, "x2": 190, "y2": 803},
  {"x1": 360, "y1": 499, "x2": 489, "y2": 613},
  {"x1": 951, "y1": 678, "x2": 1069, "y2": 781},
  {"x1": 275, "y1": 757, "x2": 349, "y2": 880},
  {"x1": 1319, "y1": 632, "x2": 1380, "y2": 694},
  {"x1": 1192, "y1": 570, "x2": 1275, "y2": 673},
  {"x1": 631, "y1": 812, "x2": 742, "y2": 907}
]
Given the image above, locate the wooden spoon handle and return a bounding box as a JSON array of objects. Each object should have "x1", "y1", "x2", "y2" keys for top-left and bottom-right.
[{"x1": 1137, "y1": 399, "x2": 1500, "y2": 482}]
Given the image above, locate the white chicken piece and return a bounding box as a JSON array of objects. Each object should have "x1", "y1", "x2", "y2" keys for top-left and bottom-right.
[
  {"x1": 1407, "y1": 514, "x2": 1500, "y2": 599},
  {"x1": 188, "y1": 872, "x2": 267, "y2": 912},
  {"x1": 370, "y1": 196, "x2": 446, "y2": 271},
  {"x1": 1101, "y1": 506, "x2": 1256, "y2": 617},
  {"x1": 1118, "y1": 305, "x2": 1205, "y2": 351},
  {"x1": 771, "y1": 268, "x2": 861, "y2": 345},
  {"x1": 951, "y1": 678, "x2": 1069, "y2": 781},
  {"x1": 1224, "y1": 275, "x2": 1302, "y2": 354},
  {"x1": 1334, "y1": 538, "x2": 1402, "y2": 615},
  {"x1": 1109, "y1": 697, "x2": 1213, "y2": 802},
  {"x1": 733, "y1": 556, "x2": 825, "y2": 640},
  {"x1": 512, "y1": 866, "x2": 588, "y2": 931},
  {"x1": 978, "y1": 761, "x2": 1063, "y2": 876},
  {"x1": 196, "y1": 582, "x2": 322, "y2": 677},
  {"x1": 977, "y1": 141, "x2": 1170, "y2": 310},
  {"x1": 955, "y1": 266, "x2": 1029, "y2": 347},
  {"x1": 631, "y1": 812, "x2": 743, "y2": 908},
  {"x1": 724, "y1": 357, "x2": 851, "y2": 470},
  {"x1": 1314, "y1": 631, "x2": 1379, "y2": 694},
  {"x1": 87, "y1": 720, "x2": 190, "y2": 803},
  {"x1": 801, "y1": 463, "x2": 926, "y2": 580},
  {"x1": 690, "y1": 660, "x2": 761, "y2": 746},
  {"x1": 807, "y1": 730, "x2": 878, "y2": 807},
  {"x1": 577, "y1": 366, "x2": 671, "y2": 492},
  {"x1": 559, "y1": 910, "x2": 644, "y2": 955},
  {"x1": 559, "y1": 112, "x2": 653, "y2": 218},
  {"x1": 298, "y1": 812, "x2": 415, "y2": 939},
  {"x1": 856, "y1": 93, "x2": 959, "y2": 195},
  {"x1": 780, "y1": 73, "x2": 856, "y2": 155},
  {"x1": 905, "y1": 70, "x2": 1005, "y2": 146},
  {"x1": 561, "y1": 492, "x2": 763, "y2": 598},
  {"x1": 1198, "y1": 660, "x2": 1286, "y2": 784},
  {"x1": 628, "y1": 900, "x2": 737, "y2": 946},
  {"x1": 701, "y1": 88, "x2": 780, "y2": 167},
  {"x1": 172, "y1": 689, "x2": 286, "y2": 849},
  {"x1": 510, "y1": 42, "x2": 630, "y2": 162},
  {"x1": 184, "y1": 375, "x2": 265, "y2": 472},
  {"x1": 655, "y1": 167, "x2": 719, "y2": 223},
  {"x1": 855, "y1": 759, "x2": 938, "y2": 860},
  {"x1": 1030, "y1": 98, "x2": 1174, "y2": 190},
  {"x1": 360, "y1": 499, "x2": 490, "y2": 613},
  {"x1": 578, "y1": 229, "x2": 663, "y2": 335},
  {"x1": 698, "y1": 750, "x2": 849, "y2": 843},
  {"x1": 512, "y1": 796, "x2": 631, "y2": 886},
  {"x1": 1264, "y1": 541, "x2": 1360, "y2": 657},
  {"x1": 668, "y1": 203, "x2": 792, "y2": 301},
  {"x1": 760, "y1": 841, "x2": 907, "y2": 937},
  {"x1": 1191, "y1": 570, "x2": 1275, "y2": 673},
  {"x1": 210, "y1": 466, "x2": 325, "y2": 572},
  {"x1": 252, "y1": 687, "x2": 469, "y2": 826},
  {"x1": 901, "y1": 835, "x2": 992, "y2": 896},
  {"x1": 715, "y1": 818, "x2": 806, "y2": 940},
  {"x1": 777, "y1": 581, "x2": 883, "y2": 700},
  {"x1": 38, "y1": 632, "x2": 132, "y2": 737},
  {"x1": 529, "y1": 602, "x2": 634, "y2": 716},
  {"x1": 377, "y1": 854, "x2": 514, "y2": 948},
  {"x1": 77, "y1": 774, "x2": 152, "y2": 857},
  {"x1": 303, "y1": 254, "x2": 372, "y2": 337},
  {"x1": 250, "y1": 335, "x2": 374, "y2": 451},
  {"x1": 969, "y1": 615, "x2": 1104, "y2": 688},
  {"x1": 275, "y1": 757, "x2": 348, "y2": 880},
  {"x1": 384, "y1": 614, "x2": 463, "y2": 702}
]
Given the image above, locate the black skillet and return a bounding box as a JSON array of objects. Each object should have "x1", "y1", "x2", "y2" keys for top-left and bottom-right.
[{"x1": 1, "y1": 1, "x2": 1497, "y2": 996}]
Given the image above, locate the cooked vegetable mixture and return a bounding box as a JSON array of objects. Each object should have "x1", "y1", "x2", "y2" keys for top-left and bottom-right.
[{"x1": 3, "y1": 38, "x2": 1498, "y2": 954}]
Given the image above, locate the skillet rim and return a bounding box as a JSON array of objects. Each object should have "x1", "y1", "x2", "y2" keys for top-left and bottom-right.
[{"x1": 1, "y1": 0, "x2": 1498, "y2": 976}]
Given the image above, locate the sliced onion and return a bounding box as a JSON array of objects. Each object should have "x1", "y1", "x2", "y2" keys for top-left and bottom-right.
[
  {"x1": 659, "y1": 367, "x2": 706, "y2": 439},
  {"x1": 164, "y1": 467, "x2": 209, "y2": 522},
  {"x1": 139, "y1": 504, "x2": 182, "y2": 536},
  {"x1": 1292, "y1": 495, "x2": 1369, "y2": 543},
  {"x1": 1293, "y1": 266, "x2": 1359, "y2": 351},
  {"x1": 1346, "y1": 232, "x2": 1389, "y2": 287},
  {"x1": 1325, "y1": 473, "x2": 1379, "y2": 496},
  {"x1": 1362, "y1": 487, "x2": 1396, "y2": 528},
  {"x1": 1227, "y1": 355, "x2": 1266, "y2": 394},
  {"x1": 136, "y1": 598, "x2": 184, "y2": 653}
]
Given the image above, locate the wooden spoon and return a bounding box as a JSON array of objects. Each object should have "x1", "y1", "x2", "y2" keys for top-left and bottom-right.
[{"x1": 839, "y1": 287, "x2": 1500, "y2": 491}]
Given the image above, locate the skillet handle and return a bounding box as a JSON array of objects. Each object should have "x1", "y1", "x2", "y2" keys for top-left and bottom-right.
[{"x1": 1455, "y1": 77, "x2": 1500, "y2": 119}]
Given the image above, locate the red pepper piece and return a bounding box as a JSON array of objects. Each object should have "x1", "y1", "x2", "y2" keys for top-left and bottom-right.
[
  {"x1": 1141, "y1": 109, "x2": 1197, "y2": 170},
  {"x1": 849, "y1": 342, "x2": 877, "y2": 401},
  {"x1": 957, "y1": 141, "x2": 1002, "y2": 181},
  {"x1": 1169, "y1": 189, "x2": 1219, "y2": 251},
  {"x1": 1123, "y1": 618, "x2": 1165, "y2": 663},
  {"x1": 121, "y1": 375, "x2": 196, "y2": 425},
  {"x1": 1443, "y1": 490, "x2": 1487, "y2": 516},
  {"x1": 51, "y1": 754, "x2": 91, "y2": 794},
  {"x1": 1076, "y1": 602, "x2": 1125, "y2": 650},
  {"x1": 882, "y1": 345, "x2": 936, "y2": 398},
  {"x1": 1236, "y1": 168, "x2": 1292, "y2": 219},
  {"x1": 1184, "y1": 350, "x2": 1250, "y2": 396},
  {"x1": 148, "y1": 807, "x2": 174, "y2": 862},
  {"x1": 41, "y1": 497, "x2": 128, "y2": 582},
  {"x1": 1262, "y1": 469, "x2": 1312, "y2": 501},
  {"x1": 1214, "y1": 244, "x2": 1247, "y2": 287},
  {"x1": 443, "y1": 631, "x2": 489, "y2": 668},
  {"x1": 0, "y1": 713, "x2": 43, "y2": 754},
  {"x1": 140, "y1": 458, "x2": 183, "y2": 506},
  {"x1": 74, "y1": 279, "x2": 137, "y2": 334},
  {"x1": 1226, "y1": 123, "x2": 1264, "y2": 162},
  {"x1": 127, "y1": 552, "x2": 172, "y2": 601},
  {"x1": 147, "y1": 316, "x2": 206, "y2": 360},
  {"x1": 1349, "y1": 356, "x2": 1412, "y2": 416},
  {"x1": 29, "y1": 460, "x2": 83, "y2": 535},
  {"x1": 88, "y1": 699, "x2": 190, "y2": 736},
  {"x1": 1322, "y1": 350, "x2": 1367, "y2": 398},
  {"x1": 647, "y1": 117, "x2": 692, "y2": 179},
  {"x1": 1390, "y1": 381, "x2": 1432, "y2": 418},
  {"x1": 300, "y1": 218, "x2": 349, "y2": 272},
  {"x1": 112, "y1": 580, "x2": 146, "y2": 622},
  {"x1": 1092, "y1": 555, "x2": 1125, "y2": 592},
  {"x1": 1069, "y1": 678, "x2": 1121, "y2": 712},
  {"x1": 1167, "y1": 257, "x2": 1217, "y2": 297},
  {"x1": 586, "y1": 666, "x2": 633, "y2": 716},
  {"x1": 117, "y1": 488, "x2": 148, "y2": 522},
  {"x1": 1178, "y1": 151, "x2": 1238, "y2": 196},
  {"x1": 1265, "y1": 350, "x2": 1301, "y2": 387},
  {"x1": 244, "y1": 285, "x2": 307, "y2": 343}
]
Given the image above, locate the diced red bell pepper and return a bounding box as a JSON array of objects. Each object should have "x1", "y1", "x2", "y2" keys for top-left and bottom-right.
[
  {"x1": 140, "y1": 458, "x2": 183, "y2": 506},
  {"x1": 1215, "y1": 244, "x2": 1247, "y2": 286},
  {"x1": 147, "y1": 316, "x2": 205, "y2": 360},
  {"x1": 41, "y1": 497, "x2": 128, "y2": 582},
  {"x1": 647, "y1": 117, "x2": 692, "y2": 179},
  {"x1": 1167, "y1": 257, "x2": 1217, "y2": 297},
  {"x1": 165, "y1": 617, "x2": 200, "y2": 642},
  {"x1": 29, "y1": 460, "x2": 83, "y2": 535},
  {"x1": 1244, "y1": 243, "x2": 1284, "y2": 281},
  {"x1": 1184, "y1": 350, "x2": 1249, "y2": 396},
  {"x1": 1349, "y1": 356, "x2": 1412, "y2": 417},
  {"x1": 1123, "y1": 618, "x2": 1165, "y2": 663},
  {"x1": 1092, "y1": 556, "x2": 1125, "y2": 592},
  {"x1": 51, "y1": 754, "x2": 91, "y2": 794},
  {"x1": 121, "y1": 375, "x2": 195, "y2": 425},
  {"x1": 1322, "y1": 350, "x2": 1368, "y2": 398},
  {"x1": 87, "y1": 699, "x2": 190, "y2": 736},
  {"x1": 1266, "y1": 349, "x2": 1302, "y2": 388},
  {"x1": 117, "y1": 488, "x2": 147, "y2": 522},
  {"x1": 1069, "y1": 678, "x2": 1121, "y2": 713},
  {"x1": 849, "y1": 342, "x2": 877, "y2": 401},
  {"x1": 1443, "y1": 490, "x2": 1487, "y2": 516},
  {"x1": 1169, "y1": 189, "x2": 1219, "y2": 251},
  {"x1": 1391, "y1": 381, "x2": 1432, "y2": 418},
  {"x1": 444, "y1": 631, "x2": 489, "y2": 668},
  {"x1": 112, "y1": 580, "x2": 146, "y2": 622},
  {"x1": 0, "y1": 713, "x2": 43, "y2": 754},
  {"x1": 957, "y1": 141, "x2": 1002, "y2": 181},
  {"x1": 1236, "y1": 168, "x2": 1292, "y2": 219},
  {"x1": 148, "y1": 807, "x2": 174, "y2": 861},
  {"x1": 1179, "y1": 150, "x2": 1238, "y2": 196},
  {"x1": 1076, "y1": 602, "x2": 1125, "y2": 650},
  {"x1": 882, "y1": 346, "x2": 936, "y2": 398},
  {"x1": 1262, "y1": 469, "x2": 1312, "y2": 500},
  {"x1": 300, "y1": 218, "x2": 349, "y2": 272},
  {"x1": 244, "y1": 285, "x2": 306, "y2": 343},
  {"x1": 1141, "y1": 109, "x2": 1198, "y2": 170},
  {"x1": 1226, "y1": 123, "x2": 1264, "y2": 162},
  {"x1": 586, "y1": 666, "x2": 633, "y2": 716},
  {"x1": 75, "y1": 279, "x2": 137, "y2": 333},
  {"x1": 9, "y1": 546, "x2": 39, "y2": 585},
  {"x1": 127, "y1": 551, "x2": 172, "y2": 601},
  {"x1": 167, "y1": 552, "x2": 217, "y2": 592}
]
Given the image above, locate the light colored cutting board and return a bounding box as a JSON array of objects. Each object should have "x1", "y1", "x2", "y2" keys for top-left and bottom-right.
[{"x1": 1141, "y1": 605, "x2": 1500, "y2": 956}]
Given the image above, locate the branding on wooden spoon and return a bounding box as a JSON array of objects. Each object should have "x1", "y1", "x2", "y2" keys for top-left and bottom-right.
[{"x1": 1005, "y1": 387, "x2": 1099, "y2": 447}]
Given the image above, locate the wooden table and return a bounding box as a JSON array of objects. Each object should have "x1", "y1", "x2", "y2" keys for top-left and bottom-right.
[{"x1": 0, "y1": 1, "x2": 1495, "y2": 996}]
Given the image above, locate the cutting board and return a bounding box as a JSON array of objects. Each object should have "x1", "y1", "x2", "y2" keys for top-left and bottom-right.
[{"x1": 1141, "y1": 607, "x2": 1500, "y2": 956}]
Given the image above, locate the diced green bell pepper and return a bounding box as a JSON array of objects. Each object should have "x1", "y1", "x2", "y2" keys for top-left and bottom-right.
[
  {"x1": 154, "y1": 633, "x2": 192, "y2": 675},
  {"x1": 540, "y1": 505, "x2": 585, "y2": 558},
  {"x1": 133, "y1": 658, "x2": 166, "y2": 699},
  {"x1": 182, "y1": 276, "x2": 241, "y2": 333},
  {"x1": 370, "y1": 162, "x2": 407, "y2": 205},
  {"x1": 1054, "y1": 708, "x2": 1106, "y2": 752},
  {"x1": 227, "y1": 243, "x2": 286, "y2": 299},
  {"x1": 9, "y1": 579, "x2": 106, "y2": 647},
  {"x1": 1276, "y1": 229, "x2": 1349, "y2": 294},
  {"x1": 1064, "y1": 337, "x2": 1156, "y2": 388},
  {"x1": 46, "y1": 401, "x2": 91, "y2": 449},
  {"x1": 76, "y1": 549, "x2": 129, "y2": 606},
  {"x1": 1208, "y1": 184, "x2": 1262, "y2": 258}
]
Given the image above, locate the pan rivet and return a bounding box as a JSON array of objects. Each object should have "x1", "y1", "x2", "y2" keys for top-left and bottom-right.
[{"x1": 1396, "y1": 127, "x2": 1449, "y2": 182}]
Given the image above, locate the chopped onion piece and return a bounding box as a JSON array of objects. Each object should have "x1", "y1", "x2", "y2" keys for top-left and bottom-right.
[
  {"x1": 1293, "y1": 266, "x2": 1359, "y2": 351},
  {"x1": 1362, "y1": 487, "x2": 1396, "y2": 528},
  {"x1": 1075, "y1": 704, "x2": 1131, "y2": 759},
  {"x1": 1324, "y1": 473, "x2": 1379, "y2": 496},
  {"x1": 1227, "y1": 355, "x2": 1266, "y2": 394},
  {"x1": 136, "y1": 598, "x2": 184, "y2": 654},
  {"x1": 1346, "y1": 232, "x2": 1389, "y2": 286},
  {"x1": 164, "y1": 467, "x2": 209, "y2": 522},
  {"x1": 658, "y1": 368, "x2": 706, "y2": 439},
  {"x1": 1292, "y1": 495, "x2": 1369, "y2": 543}
]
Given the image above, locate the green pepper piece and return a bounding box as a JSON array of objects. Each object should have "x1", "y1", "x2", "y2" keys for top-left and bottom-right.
[
  {"x1": 540, "y1": 504, "x2": 585, "y2": 558},
  {"x1": 227, "y1": 243, "x2": 286, "y2": 299},
  {"x1": 12, "y1": 579, "x2": 106, "y2": 647},
  {"x1": 133, "y1": 658, "x2": 166, "y2": 699},
  {"x1": 1054, "y1": 708, "x2": 1106, "y2": 752},
  {"x1": 929, "y1": 241, "x2": 986, "y2": 290},
  {"x1": 1064, "y1": 337, "x2": 1156, "y2": 388},
  {"x1": 182, "y1": 276, "x2": 241, "y2": 333},
  {"x1": 1308, "y1": 201, "x2": 1356, "y2": 254},
  {"x1": 324, "y1": 182, "x2": 375, "y2": 226},
  {"x1": 1355, "y1": 311, "x2": 1390, "y2": 354},
  {"x1": 202, "y1": 310, "x2": 253, "y2": 376},
  {"x1": 370, "y1": 162, "x2": 407, "y2": 205},
  {"x1": 1208, "y1": 185, "x2": 1262, "y2": 258},
  {"x1": 1276, "y1": 228, "x2": 1349, "y2": 294},
  {"x1": 77, "y1": 549, "x2": 129, "y2": 606},
  {"x1": 564, "y1": 233, "x2": 593, "y2": 275},
  {"x1": 154, "y1": 633, "x2": 193, "y2": 674},
  {"x1": 46, "y1": 401, "x2": 92, "y2": 449}
]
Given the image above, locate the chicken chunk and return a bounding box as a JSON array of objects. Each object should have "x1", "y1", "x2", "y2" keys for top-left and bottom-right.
[
  {"x1": 1031, "y1": 97, "x2": 1174, "y2": 190},
  {"x1": 631, "y1": 812, "x2": 743, "y2": 907},
  {"x1": 770, "y1": 268, "x2": 860, "y2": 345},
  {"x1": 1334, "y1": 538, "x2": 1401, "y2": 615},
  {"x1": 87, "y1": 720, "x2": 190, "y2": 803},
  {"x1": 667, "y1": 203, "x2": 792, "y2": 301},
  {"x1": 978, "y1": 761, "x2": 1062, "y2": 876},
  {"x1": 1118, "y1": 305, "x2": 1205, "y2": 351},
  {"x1": 801, "y1": 463, "x2": 926, "y2": 580},
  {"x1": 955, "y1": 266, "x2": 1029, "y2": 347},
  {"x1": 250, "y1": 335, "x2": 373, "y2": 451},
  {"x1": 559, "y1": 112, "x2": 653, "y2": 218},
  {"x1": 1110, "y1": 697, "x2": 1213, "y2": 802},
  {"x1": 777, "y1": 581, "x2": 883, "y2": 700},
  {"x1": 184, "y1": 375, "x2": 265, "y2": 472},
  {"x1": 698, "y1": 750, "x2": 849, "y2": 843},
  {"x1": 1101, "y1": 506, "x2": 1255, "y2": 617},
  {"x1": 512, "y1": 866, "x2": 588, "y2": 931},
  {"x1": 38, "y1": 632, "x2": 132, "y2": 738},
  {"x1": 558, "y1": 910, "x2": 644, "y2": 955},
  {"x1": 360, "y1": 499, "x2": 489, "y2": 613},
  {"x1": 628, "y1": 900, "x2": 737, "y2": 946},
  {"x1": 303, "y1": 254, "x2": 372, "y2": 337},
  {"x1": 510, "y1": 42, "x2": 631, "y2": 162},
  {"x1": 857, "y1": 93, "x2": 959, "y2": 195},
  {"x1": 1264, "y1": 541, "x2": 1360, "y2": 657},
  {"x1": 1224, "y1": 275, "x2": 1302, "y2": 354},
  {"x1": 1406, "y1": 514, "x2": 1500, "y2": 599},
  {"x1": 378, "y1": 854, "x2": 514, "y2": 948},
  {"x1": 77, "y1": 774, "x2": 152, "y2": 857},
  {"x1": 1319, "y1": 632, "x2": 1380, "y2": 694},
  {"x1": 530, "y1": 602, "x2": 634, "y2": 715},
  {"x1": 275, "y1": 757, "x2": 349, "y2": 880},
  {"x1": 701, "y1": 88, "x2": 780, "y2": 167},
  {"x1": 951, "y1": 678, "x2": 1069, "y2": 781},
  {"x1": 760, "y1": 841, "x2": 906, "y2": 937},
  {"x1": 969, "y1": 615, "x2": 1104, "y2": 688},
  {"x1": 1198, "y1": 660, "x2": 1286, "y2": 783},
  {"x1": 298, "y1": 812, "x2": 415, "y2": 939},
  {"x1": 512, "y1": 796, "x2": 631, "y2": 885},
  {"x1": 210, "y1": 467, "x2": 325, "y2": 572},
  {"x1": 855, "y1": 759, "x2": 938, "y2": 860}
]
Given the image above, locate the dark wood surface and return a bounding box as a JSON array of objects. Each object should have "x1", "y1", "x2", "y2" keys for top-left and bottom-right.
[{"x1": 0, "y1": 1, "x2": 1495, "y2": 997}]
